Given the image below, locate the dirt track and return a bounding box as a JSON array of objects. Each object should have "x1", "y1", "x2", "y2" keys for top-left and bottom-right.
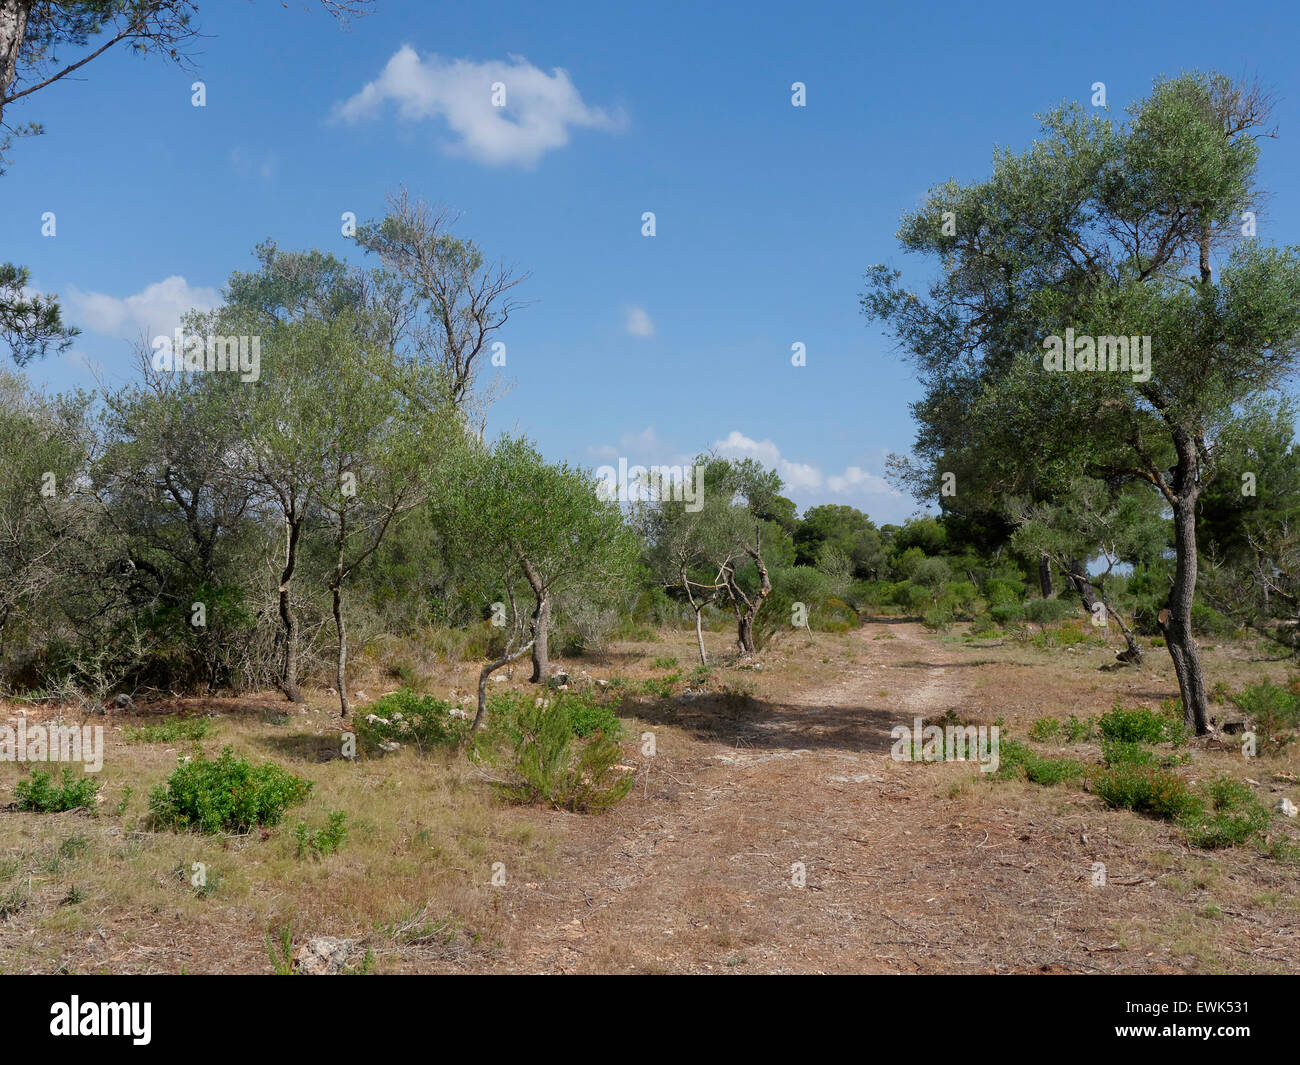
[{"x1": 479, "y1": 622, "x2": 1159, "y2": 974}]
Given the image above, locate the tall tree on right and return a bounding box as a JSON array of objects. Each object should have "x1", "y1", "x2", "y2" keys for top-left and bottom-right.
[{"x1": 864, "y1": 73, "x2": 1300, "y2": 733}]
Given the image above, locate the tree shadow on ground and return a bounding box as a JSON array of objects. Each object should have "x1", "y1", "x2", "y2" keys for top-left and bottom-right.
[
  {"x1": 256, "y1": 732, "x2": 347, "y2": 763},
  {"x1": 622, "y1": 689, "x2": 961, "y2": 756}
]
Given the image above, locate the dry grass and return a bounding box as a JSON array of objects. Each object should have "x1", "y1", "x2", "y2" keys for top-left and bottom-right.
[{"x1": 1, "y1": 617, "x2": 1297, "y2": 973}]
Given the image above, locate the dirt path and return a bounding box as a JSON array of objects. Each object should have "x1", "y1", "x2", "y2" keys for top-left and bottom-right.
[{"x1": 486, "y1": 621, "x2": 1050, "y2": 973}]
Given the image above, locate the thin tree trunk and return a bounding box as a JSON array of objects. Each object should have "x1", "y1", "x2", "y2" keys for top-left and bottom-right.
[
  {"x1": 695, "y1": 606, "x2": 707, "y2": 666},
  {"x1": 474, "y1": 638, "x2": 536, "y2": 730},
  {"x1": 1038, "y1": 553, "x2": 1053, "y2": 598},
  {"x1": 1066, "y1": 557, "x2": 1099, "y2": 615},
  {"x1": 278, "y1": 518, "x2": 303, "y2": 702},
  {"x1": 529, "y1": 592, "x2": 550, "y2": 682},
  {"x1": 1162, "y1": 457, "x2": 1211, "y2": 734},
  {"x1": 333, "y1": 583, "x2": 348, "y2": 717}
]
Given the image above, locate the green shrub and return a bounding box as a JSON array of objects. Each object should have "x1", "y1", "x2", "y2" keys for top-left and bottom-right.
[
  {"x1": 14, "y1": 767, "x2": 100, "y2": 812},
  {"x1": 294, "y1": 810, "x2": 348, "y2": 859},
  {"x1": 984, "y1": 578, "x2": 1025, "y2": 606},
  {"x1": 1092, "y1": 765, "x2": 1203, "y2": 822},
  {"x1": 921, "y1": 605, "x2": 954, "y2": 632},
  {"x1": 651, "y1": 655, "x2": 678, "y2": 670},
  {"x1": 1101, "y1": 739, "x2": 1158, "y2": 766},
  {"x1": 994, "y1": 739, "x2": 1087, "y2": 785},
  {"x1": 1065, "y1": 715, "x2": 1093, "y2": 743},
  {"x1": 564, "y1": 691, "x2": 623, "y2": 739},
  {"x1": 990, "y1": 603, "x2": 1024, "y2": 627},
  {"x1": 1190, "y1": 602, "x2": 1237, "y2": 639},
  {"x1": 126, "y1": 717, "x2": 212, "y2": 743},
  {"x1": 1231, "y1": 679, "x2": 1300, "y2": 740},
  {"x1": 1098, "y1": 704, "x2": 1180, "y2": 745},
  {"x1": 477, "y1": 692, "x2": 632, "y2": 813},
  {"x1": 354, "y1": 689, "x2": 471, "y2": 753},
  {"x1": 1185, "y1": 778, "x2": 1271, "y2": 849},
  {"x1": 1023, "y1": 598, "x2": 1074, "y2": 625},
  {"x1": 1028, "y1": 717, "x2": 1061, "y2": 743},
  {"x1": 969, "y1": 612, "x2": 997, "y2": 636},
  {"x1": 148, "y1": 747, "x2": 312, "y2": 834}
]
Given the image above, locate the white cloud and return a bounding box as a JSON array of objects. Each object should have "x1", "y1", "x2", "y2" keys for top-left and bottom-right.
[
  {"x1": 624, "y1": 306, "x2": 654, "y2": 337},
  {"x1": 588, "y1": 426, "x2": 692, "y2": 468},
  {"x1": 827, "y1": 465, "x2": 895, "y2": 496},
  {"x1": 713, "y1": 431, "x2": 903, "y2": 502},
  {"x1": 335, "y1": 46, "x2": 626, "y2": 167},
  {"x1": 713, "y1": 431, "x2": 823, "y2": 491},
  {"x1": 65, "y1": 276, "x2": 221, "y2": 338}
]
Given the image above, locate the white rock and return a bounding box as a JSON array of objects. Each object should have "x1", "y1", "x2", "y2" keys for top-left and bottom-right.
[
  {"x1": 293, "y1": 936, "x2": 356, "y2": 975},
  {"x1": 1274, "y1": 797, "x2": 1298, "y2": 818}
]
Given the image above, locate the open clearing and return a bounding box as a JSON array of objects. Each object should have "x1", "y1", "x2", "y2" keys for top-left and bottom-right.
[{"x1": 2, "y1": 620, "x2": 1298, "y2": 974}]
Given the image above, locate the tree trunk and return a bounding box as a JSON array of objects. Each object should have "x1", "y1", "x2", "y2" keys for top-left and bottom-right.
[
  {"x1": 278, "y1": 519, "x2": 303, "y2": 702},
  {"x1": 695, "y1": 606, "x2": 707, "y2": 666},
  {"x1": 1038, "y1": 553, "x2": 1053, "y2": 598},
  {"x1": 1066, "y1": 557, "x2": 1099, "y2": 614},
  {"x1": 474, "y1": 638, "x2": 535, "y2": 730},
  {"x1": 1161, "y1": 447, "x2": 1211, "y2": 734},
  {"x1": 736, "y1": 612, "x2": 755, "y2": 655},
  {"x1": 0, "y1": 1, "x2": 33, "y2": 125},
  {"x1": 332, "y1": 583, "x2": 348, "y2": 718},
  {"x1": 529, "y1": 591, "x2": 550, "y2": 682}
]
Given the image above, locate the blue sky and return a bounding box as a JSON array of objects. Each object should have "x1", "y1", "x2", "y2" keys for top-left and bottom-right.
[{"x1": 5, "y1": 0, "x2": 1300, "y2": 524}]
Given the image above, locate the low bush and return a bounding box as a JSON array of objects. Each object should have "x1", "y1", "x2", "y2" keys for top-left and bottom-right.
[
  {"x1": 1231, "y1": 679, "x2": 1300, "y2": 742},
  {"x1": 126, "y1": 718, "x2": 211, "y2": 743},
  {"x1": 294, "y1": 810, "x2": 348, "y2": 858},
  {"x1": 148, "y1": 747, "x2": 312, "y2": 834},
  {"x1": 990, "y1": 603, "x2": 1023, "y2": 627},
  {"x1": 14, "y1": 767, "x2": 100, "y2": 812},
  {"x1": 1098, "y1": 704, "x2": 1182, "y2": 745},
  {"x1": 1091, "y1": 765, "x2": 1203, "y2": 822},
  {"x1": 477, "y1": 691, "x2": 631, "y2": 813},
  {"x1": 1023, "y1": 598, "x2": 1074, "y2": 625},
  {"x1": 354, "y1": 689, "x2": 471, "y2": 753},
  {"x1": 1185, "y1": 778, "x2": 1271, "y2": 849}
]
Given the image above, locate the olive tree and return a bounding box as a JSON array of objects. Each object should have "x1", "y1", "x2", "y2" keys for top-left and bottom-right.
[{"x1": 864, "y1": 73, "x2": 1300, "y2": 733}]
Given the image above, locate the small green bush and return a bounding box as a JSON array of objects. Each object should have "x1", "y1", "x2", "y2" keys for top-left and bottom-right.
[
  {"x1": 1100, "y1": 739, "x2": 1158, "y2": 766},
  {"x1": 564, "y1": 691, "x2": 623, "y2": 738},
  {"x1": 126, "y1": 718, "x2": 212, "y2": 743},
  {"x1": 921, "y1": 605, "x2": 954, "y2": 632},
  {"x1": 994, "y1": 739, "x2": 1087, "y2": 785},
  {"x1": 295, "y1": 810, "x2": 348, "y2": 858},
  {"x1": 1028, "y1": 717, "x2": 1061, "y2": 743},
  {"x1": 1023, "y1": 598, "x2": 1074, "y2": 625},
  {"x1": 478, "y1": 692, "x2": 631, "y2": 813},
  {"x1": 990, "y1": 603, "x2": 1024, "y2": 628},
  {"x1": 1064, "y1": 715, "x2": 1093, "y2": 743},
  {"x1": 354, "y1": 689, "x2": 471, "y2": 753},
  {"x1": 1231, "y1": 679, "x2": 1300, "y2": 740},
  {"x1": 1185, "y1": 777, "x2": 1271, "y2": 849},
  {"x1": 1098, "y1": 705, "x2": 1181, "y2": 745},
  {"x1": 984, "y1": 578, "x2": 1025, "y2": 606},
  {"x1": 148, "y1": 747, "x2": 312, "y2": 834},
  {"x1": 969, "y1": 612, "x2": 997, "y2": 636},
  {"x1": 1092, "y1": 765, "x2": 1202, "y2": 822},
  {"x1": 14, "y1": 768, "x2": 100, "y2": 812}
]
